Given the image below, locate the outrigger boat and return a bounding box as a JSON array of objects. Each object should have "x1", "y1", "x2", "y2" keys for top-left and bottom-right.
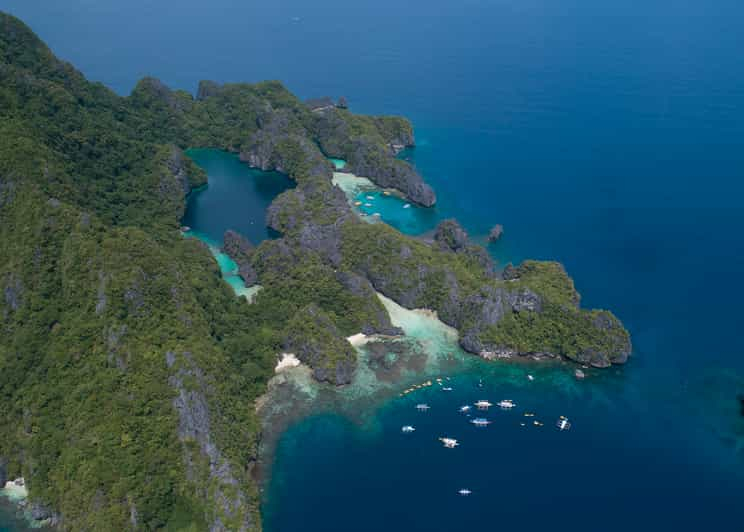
[
  {"x1": 497, "y1": 399, "x2": 516, "y2": 409},
  {"x1": 474, "y1": 400, "x2": 493, "y2": 410},
  {"x1": 416, "y1": 403, "x2": 431, "y2": 411},
  {"x1": 401, "y1": 425, "x2": 416, "y2": 433},
  {"x1": 470, "y1": 418, "x2": 491, "y2": 427},
  {"x1": 533, "y1": 420, "x2": 544, "y2": 427},
  {"x1": 523, "y1": 412, "x2": 535, "y2": 417},
  {"x1": 556, "y1": 416, "x2": 571, "y2": 431},
  {"x1": 442, "y1": 387, "x2": 453, "y2": 392},
  {"x1": 439, "y1": 437, "x2": 459, "y2": 448},
  {"x1": 458, "y1": 489, "x2": 472, "y2": 496},
  {"x1": 459, "y1": 405, "x2": 472, "y2": 413}
]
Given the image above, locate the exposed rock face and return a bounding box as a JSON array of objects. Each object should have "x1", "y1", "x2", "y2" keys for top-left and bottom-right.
[
  {"x1": 346, "y1": 139, "x2": 436, "y2": 207},
  {"x1": 223, "y1": 230, "x2": 254, "y2": 261},
  {"x1": 0, "y1": 177, "x2": 15, "y2": 208},
  {"x1": 501, "y1": 263, "x2": 519, "y2": 281},
  {"x1": 337, "y1": 96, "x2": 348, "y2": 109},
  {"x1": 283, "y1": 304, "x2": 356, "y2": 385},
  {"x1": 507, "y1": 288, "x2": 542, "y2": 313},
  {"x1": 0, "y1": 457, "x2": 7, "y2": 486},
  {"x1": 488, "y1": 224, "x2": 504, "y2": 242},
  {"x1": 222, "y1": 230, "x2": 258, "y2": 285},
  {"x1": 305, "y1": 96, "x2": 335, "y2": 111},
  {"x1": 434, "y1": 219, "x2": 469, "y2": 252},
  {"x1": 266, "y1": 180, "x2": 351, "y2": 267},
  {"x1": 433, "y1": 219, "x2": 495, "y2": 274},
  {"x1": 335, "y1": 271, "x2": 403, "y2": 336},
  {"x1": 196, "y1": 80, "x2": 222, "y2": 101},
  {"x1": 29, "y1": 502, "x2": 59, "y2": 525},
  {"x1": 133, "y1": 77, "x2": 187, "y2": 112},
  {"x1": 586, "y1": 312, "x2": 632, "y2": 366},
  {"x1": 166, "y1": 351, "x2": 253, "y2": 532},
  {"x1": 166, "y1": 146, "x2": 193, "y2": 196},
  {"x1": 239, "y1": 109, "x2": 332, "y2": 179},
  {"x1": 3, "y1": 273, "x2": 23, "y2": 316}
]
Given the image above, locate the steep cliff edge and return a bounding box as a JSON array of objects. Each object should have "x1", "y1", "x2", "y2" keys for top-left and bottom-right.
[{"x1": 0, "y1": 11, "x2": 631, "y2": 531}]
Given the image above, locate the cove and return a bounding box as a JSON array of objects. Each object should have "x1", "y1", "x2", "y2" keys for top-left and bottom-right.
[
  {"x1": 3, "y1": 1, "x2": 744, "y2": 531},
  {"x1": 180, "y1": 148, "x2": 295, "y2": 297}
]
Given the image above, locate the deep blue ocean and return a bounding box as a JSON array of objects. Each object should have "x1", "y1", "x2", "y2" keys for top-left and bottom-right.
[{"x1": 2, "y1": 0, "x2": 743, "y2": 530}]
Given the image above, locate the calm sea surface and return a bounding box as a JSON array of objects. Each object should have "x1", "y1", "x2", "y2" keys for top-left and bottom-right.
[{"x1": 2, "y1": 0, "x2": 743, "y2": 530}]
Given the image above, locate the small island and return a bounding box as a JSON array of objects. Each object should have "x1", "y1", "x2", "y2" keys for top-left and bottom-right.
[{"x1": 0, "y1": 12, "x2": 630, "y2": 531}]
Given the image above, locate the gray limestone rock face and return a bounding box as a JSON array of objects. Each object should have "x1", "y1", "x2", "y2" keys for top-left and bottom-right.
[
  {"x1": 166, "y1": 351, "x2": 253, "y2": 532},
  {"x1": 3, "y1": 274, "x2": 23, "y2": 315},
  {"x1": 488, "y1": 224, "x2": 504, "y2": 242},
  {"x1": 507, "y1": 288, "x2": 542, "y2": 313},
  {"x1": 0, "y1": 457, "x2": 7, "y2": 486},
  {"x1": 345, "y1": 138, "x2": 436, "y2": 207},
  {"x1": 434, "y1": 219, "x2": 469, "y2": 253},
  {"x1": 196, "y1": 80, "x2": 222, "y2": 101},
  {"x1": 222, "y1": 230, "x2": 255, "y2": 263}
]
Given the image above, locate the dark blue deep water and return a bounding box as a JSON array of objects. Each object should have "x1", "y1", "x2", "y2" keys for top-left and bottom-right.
[{"x1": 2, "y1": 1, "x2": 743, "y2": 530}]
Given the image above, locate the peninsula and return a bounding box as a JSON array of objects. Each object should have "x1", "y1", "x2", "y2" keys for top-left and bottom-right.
[{"x1": 0, "y1": 12, "x2": 629, "y2": 531}]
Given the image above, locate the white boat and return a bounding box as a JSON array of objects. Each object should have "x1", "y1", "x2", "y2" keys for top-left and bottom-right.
[
  {"x1": 416, "y1": 403, "x2": 430, "y2": 411},
  {"x1": 442, "y1": 387, "x2": 453, "y2": 392},
  {"x1": 366, "y1": 195, "x2": 375, "y2": 200},
  {"x1": 439, "y1": 437, "x2": 459, "y2": 448},
  {"x1": 401, "y1": 425, "x2": 416, "y2": 433},
  {"x1": 403, "y1": 203, "x2": 411, "y2": 209},
  {"x1": 364, "y1": 203, "x2": 372, "y2": 207},
  {"x1": 556, "y1": 416, "x2": 571, "y2": 431},
  {"x1": 497, "y1": 399, "x2": 516, "y2": 409},
  {"x1": 459, "y1": 405, "x2": 472, "y2": 413},
  {"x1": 458, "y1": 489, "x2": 472, "y2": 496},
  {"x1": 474, "y1": 400, "x2": 493, "y2": 410},
  {"x1": 527, "y1": 374, "x2": 535, "y2": 381},
  {"x1": 470, "y1": 418, "x2": 491, "y2": 427}
]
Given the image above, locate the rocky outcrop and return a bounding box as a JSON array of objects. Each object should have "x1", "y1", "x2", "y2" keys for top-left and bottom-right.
[
  {"x1": 0, "y1": 176, "x2": 15, "y2": 208},
  {"x1": 239, "y1": 109, "x2": 332, "y2": 180},
  {"x1": 0, "y1": 457, "x2": 7, "y2": 486},
  {"x1": 433, "y1": 219, "x2": 495, "y2": 275},
  {"x1": 501, "y1": 263, "x2": 519, "y2": 281},
  {"x1": 346, "y1": 138, "x2": 436, "y2": 206},
  {"x1": 266, "y1": 179, "x2": 352, "y2": 267},
  {"x1": 585, "y1": 311, "x2": 632, "y2": 366},
  {"x1": 488, "y1": 224, "x2": 504, "y2": 242},
  {"x1": 157, "y1": 145, "x2": 203, "y2": 220},
  {"x1": 196, "y1": 80, "x2": 222, "y2": 101},
  {"x1": 28, "y1": 502, "x2": 59, "y2": 526},
  {"x1": 305, "y1": 96, "x2": 335, "y2": 112},
  {"x1": 166, "y1": 146, "x2": 194, "y2": 196},
  {"x1": 434, "y1": 219, "x2": 469, "y2": 252},
  {"x1": 222, "y1": 230, "x2": 258, "y2": 285},
  {"x1": 283, "y1": 304, "x2": 356, "y2": 385},
  {"x1": 166, "y1": 351, "x2": 254, "y2": 531},
  {"x1": 335, "y1": 271, "x2": 403, "y2": 336},
  {"x1": 3, "y1": 273, "x2": 23, "y2": 318},
  {"x1": 507, "y1": 288, "x2": 542, "y2": 313},
  {"x1": 132, "y1": 77, "x2": 188, "y2": 112},
  {"x1": 223, "y1": 230, "x2": 254, "y2": 262}
]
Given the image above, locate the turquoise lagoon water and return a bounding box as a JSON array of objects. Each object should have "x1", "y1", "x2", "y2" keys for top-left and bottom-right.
[
  {"x1": 4, "y1": 0, "x2": 744, "y2": 530},
  {"x1": 181, "y1": 148, "x2": 294, "y2": 297},
  {"x1": 329, "y1": 158, "x2": 346, "y2": 170}
]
